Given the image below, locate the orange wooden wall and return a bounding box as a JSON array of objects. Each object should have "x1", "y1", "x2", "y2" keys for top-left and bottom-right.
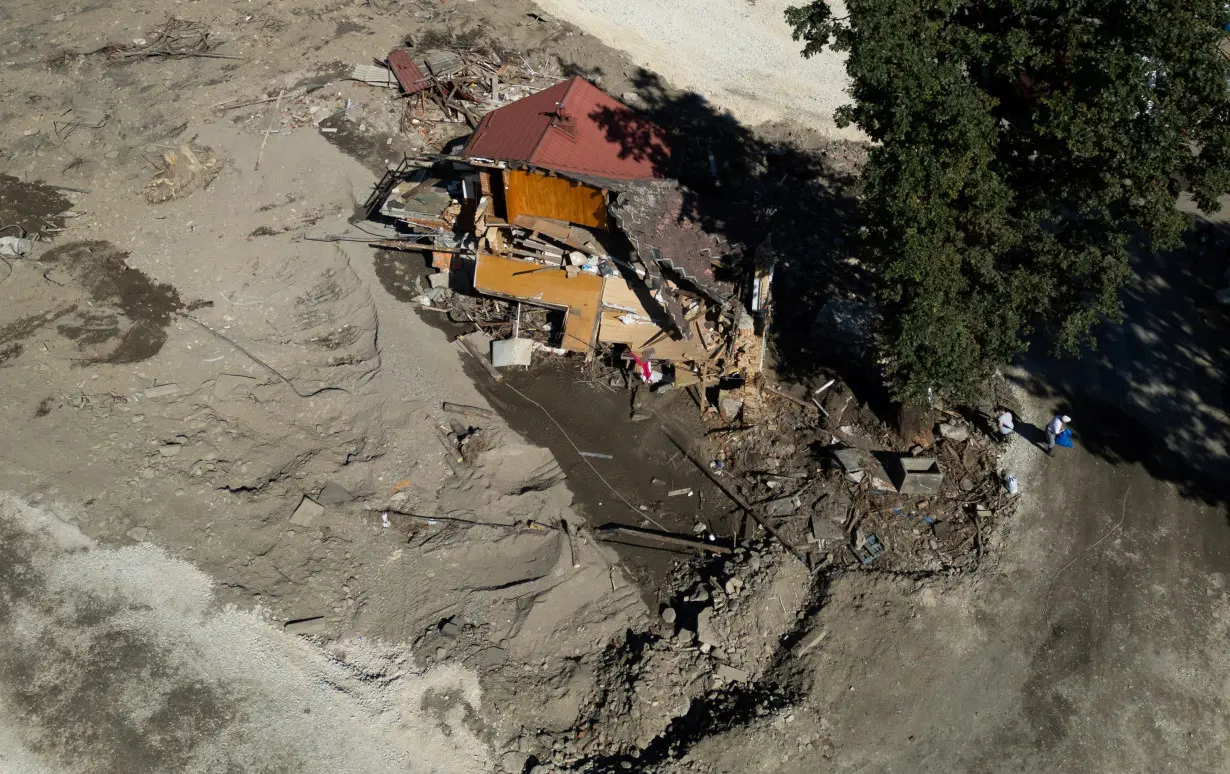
[{"x1": 502, "y1": 169, "x2": 608, "y2": 229}]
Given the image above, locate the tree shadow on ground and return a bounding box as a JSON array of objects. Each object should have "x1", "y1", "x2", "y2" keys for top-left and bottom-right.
[
  {"x1": 1007, "y1": 215, "x2": 1230, "y2": 514},
  {"x1": 571, "y1": 66, "x2": 891, "y2": 417}
]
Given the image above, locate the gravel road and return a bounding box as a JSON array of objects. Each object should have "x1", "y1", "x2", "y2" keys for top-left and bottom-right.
[{"x1": 532, "y1": 0, "x2": 860, "y2": 137}]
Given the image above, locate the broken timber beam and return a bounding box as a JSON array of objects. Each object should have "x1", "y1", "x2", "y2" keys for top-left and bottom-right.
[
  {"x1": 442, "y1": 401, "x2": 495, "y2": 419},
  {"x1": 595, "y1": 524, "x2": 731, "y2": 555},
  {"x1": 764, "y1": 383, "x2": 816, "y2": 411},
  {"x1": 455, "y1": 335, "x2": 503, "y2": 383},
  {"x1": 664, "y1": 429, "x2": 810, "y2": 565}
]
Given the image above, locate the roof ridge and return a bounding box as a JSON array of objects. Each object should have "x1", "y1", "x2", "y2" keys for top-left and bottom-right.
[{"x1": 528, "y1": 76, "x2": 581, "y2": 167}]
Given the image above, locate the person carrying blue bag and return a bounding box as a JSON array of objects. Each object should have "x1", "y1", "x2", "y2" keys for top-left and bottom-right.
[{"x1": 1046, "y1": 414, "x2": 1072, "y2": 455}]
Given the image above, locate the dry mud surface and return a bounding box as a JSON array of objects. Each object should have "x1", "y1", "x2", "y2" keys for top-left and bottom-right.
[{"x1": 1, "y1": 0, "x2": 1228, "y2": 773}]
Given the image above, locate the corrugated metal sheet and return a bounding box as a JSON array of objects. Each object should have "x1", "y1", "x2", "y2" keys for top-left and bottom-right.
[
  {"x1": 387, "y1": 49, "x2": 430, "y2": 95},
  {"x1": 463, "y1": 77, "x2": 669, "y2": 181}
]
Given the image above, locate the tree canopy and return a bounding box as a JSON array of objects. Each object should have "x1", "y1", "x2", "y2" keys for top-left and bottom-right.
[{"x1": 787, "y1": 0, "x2": 1230, "y2": 402}]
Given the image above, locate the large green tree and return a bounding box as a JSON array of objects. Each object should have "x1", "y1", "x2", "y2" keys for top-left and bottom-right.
[{"x1": 787, "y1": 0, "x2": 1230, "y2": 401}]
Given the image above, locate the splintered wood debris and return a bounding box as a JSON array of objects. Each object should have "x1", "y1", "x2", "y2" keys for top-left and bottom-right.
[{"x1": 361, "y1": 68, "x2": 772, "y2": 392}]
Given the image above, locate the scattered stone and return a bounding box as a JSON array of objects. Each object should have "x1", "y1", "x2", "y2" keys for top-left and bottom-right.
[
  {"x1": 427, "y1": 271, "x2": 450, "y2": 289},
  {"x1": 439, "y1": 617, "x2": 462, "y2": 637},
  {"x1": 436, "y1": 646, "x2": 448, "y2": 659},
  {"x1": 126, "y1": 526, "x2": 150, "y2": 542},
  {"x1": 158, "y1": 443, "x2": 182, "y2": 457},
  {"x1": 317, "y1": 481, "x2": 353, "y2": 505},
  {"x1": 661, "y1": 607, "x2": 677, "y2": 624},
  {"x1": 290, "y1": 496, "x2": 324, "y2": 527}
]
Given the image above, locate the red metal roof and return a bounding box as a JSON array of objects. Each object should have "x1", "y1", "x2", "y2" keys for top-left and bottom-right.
[
  {"x1": 463, "y1": 77, "x2": 670, "y2": 182},
  {"x1": 387, "y1": 49, "x2": 430, "y2": 95}
]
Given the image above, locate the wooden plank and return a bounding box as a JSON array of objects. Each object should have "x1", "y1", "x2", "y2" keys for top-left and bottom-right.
[
  {"x1": 503, "y1": 169, "x2": 608, "y2": 229},
  {"x1": 601, "y1": 275, "x2": 650, "y2": 316},
  {"x1": 598, "y1": 310, "x2": 707, "y2": 360},
  {"x1": 596, "y1": 525, "x2": 731, "y2": 555},
  {"x1": 473, "y1": 253, "x2": 603, "y2": 354},
  {"x1": 513, "y1": 214, "x2": 604, "y2": 254},
  {"x1": 456, "y1": 335, "x2": 503, "y2": 383}
]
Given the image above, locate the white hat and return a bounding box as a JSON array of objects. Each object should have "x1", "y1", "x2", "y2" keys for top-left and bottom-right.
[{"x1": 1061, "y1": 415, "x2": 1071, "y2": 423}]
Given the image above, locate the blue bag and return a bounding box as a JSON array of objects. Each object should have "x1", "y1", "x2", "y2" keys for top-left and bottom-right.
[{"x1": 1055, "y1": 428, "x2": 1074, "y2": 448}]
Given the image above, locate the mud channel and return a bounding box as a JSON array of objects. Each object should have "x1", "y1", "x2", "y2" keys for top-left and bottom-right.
[{"x1": 374, "y1": 247, "x2": 741, "y2": 597}]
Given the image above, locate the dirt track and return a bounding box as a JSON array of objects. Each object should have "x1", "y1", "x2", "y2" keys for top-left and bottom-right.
[{"x1": 0, "y1": 0, "x2": 1228, "y2": 772}]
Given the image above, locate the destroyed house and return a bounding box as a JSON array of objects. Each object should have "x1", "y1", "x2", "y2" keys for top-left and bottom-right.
[{"x1": 370, "y1": 77, "x2": 770, "y2": 392}]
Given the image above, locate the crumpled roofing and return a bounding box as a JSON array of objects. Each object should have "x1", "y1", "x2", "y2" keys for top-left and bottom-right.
[{"x1": 463, "y1": 77, "x2": 670, "y2": 182}]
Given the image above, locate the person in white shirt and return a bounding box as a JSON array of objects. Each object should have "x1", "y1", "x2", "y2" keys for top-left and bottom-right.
[
  {"x1": 995, "y1": 409, "x2": 1015, "y2": 444},
  {"x1": 1046, "y1": 414, "x2": 1071, "y2": 455}
]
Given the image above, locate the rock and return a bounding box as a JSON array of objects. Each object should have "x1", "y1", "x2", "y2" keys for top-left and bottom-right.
[
  {"x1": 439, "y1": 617, "x2": 462, "y2": 637},
  {"x1": 939, "y1": 423, "x2": 970, "y2": 442},
  {"x1": 158, "y1": 443, "x2": 182, "y2": 457},
  {"x1": 765, "y1": 496, "x2": 798, "y2": 517},
  {"x1": 696, "y1": 609, "x2": 721, "y2": 647},
  {"x1": 317, "y1": 481, "x2": 353, "y2": 505},
  {"x1": 144, "y1": 383, "x2": 180, "y2": 398},
  {"x1": 501, "y1": 751, "x2": 530, "y2": 773},
  {"x1": 715, "y1": 664, "x2": 749, "y2": 683},
  {"x1": 719, "y1": 394, "x2": 744, "y2": 421},
  {"x1": 290, "y1": 496, "x2": 324, "y2": 527},
  {"x1": 661, "y1": 607, "x2": 677, "y2": 624},
  {"x1": 126, "y1": 526, "x2": 150, "y2": 542},
  {"x1": 436, "y1": 646, "x2": 448, "y2": 659},
  {"x1": 810, "y1": 513, "x2": 846, "y2": 543},
  {"x1": 427, "y1": 271, "x2": 450, "y2": 289},
  {"x1": 831, "y1": 447, "x2": 862, "y2": 472}
]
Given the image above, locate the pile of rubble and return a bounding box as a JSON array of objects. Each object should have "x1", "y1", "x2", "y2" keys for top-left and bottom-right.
[
  {"x1": 356, "y1": 69, "x2": 771, "y2": 397},
  {"x1": 678, "y1": 383, "x2": 1014, "y2": 575}
]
